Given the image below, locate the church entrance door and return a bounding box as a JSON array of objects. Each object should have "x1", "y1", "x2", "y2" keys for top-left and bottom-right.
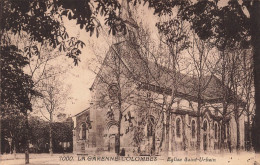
[
  {"x1": 109, "y1": 135, "x2": 115, "y2": 153},
  {"x1": 108, "y1": 125, "x2": 118, "y2": 153},
  {"x1": 108, "y1": 134, "x2": 119, "y2": 153}
]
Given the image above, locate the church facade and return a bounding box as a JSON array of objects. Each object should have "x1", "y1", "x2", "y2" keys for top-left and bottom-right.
[{"x1": 72, "y1": 40, "x2": 247, "y2": 155}]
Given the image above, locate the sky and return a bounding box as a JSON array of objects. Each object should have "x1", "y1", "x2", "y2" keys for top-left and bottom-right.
[{"x1": 61, "y1": 21, "x2": 98, "y2": 117}]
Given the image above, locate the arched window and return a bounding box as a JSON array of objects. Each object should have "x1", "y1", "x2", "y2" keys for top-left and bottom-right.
[
  {"x1": 191, "y1": 120, "x2": 196, "y2": 138},
  {"x1": 80, "y1": 123, "x2": 87, "y2": 140},
  {"x1": 176, "y1": 118, "x2": 181, "y2": 138},
  {"x1": 214, "y1": 123, "x2": 218, "y2": 139},
  {"x1": 147, "y1": 117, "x2": 155, "y2": 137},
  {"x1": 108, "y1": 84, "x2": 119, "y2": 100},
  {"x1": 203, "y1": 120, "x2": 207, "y2": 132},
  {"x1": 224, "y1": 123, "x2": 229, "y2": 139}
]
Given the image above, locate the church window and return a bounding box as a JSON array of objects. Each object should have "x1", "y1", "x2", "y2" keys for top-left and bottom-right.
[
  {"x1": 108, "y1": 84, "x2": 119, "y2": 100},
  {"x1": 80, "y1": 123, "x2": 87, "y2": 140},
  {"x1": 176, "y1": 118, "x2": 182, "y2": 138},
  {"x1": 147, "y1": 117, "x2": 155, "y2": 137},
  {"x1": 192, "y1": 120, "x2": 196, "y2": 138},
  {"x1": 214, "y1": 123, "x2": 218, "y2": 139},
  {"x1": 203, "y1": 120, "x2": 207, "y2": 132}
]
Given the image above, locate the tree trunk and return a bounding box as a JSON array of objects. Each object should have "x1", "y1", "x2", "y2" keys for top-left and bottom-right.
[
  {"x1": 159, "y1": 118, "x2": 165, "y2": 149},
  {"x1": 220, "y1": 121, "x2": 225, "y2": 151},
  {"x1": 25, "y1": 111, "x2": 29, "y2": 164},
  {"x1": 196, "y1": 116, "x2": 201, "y2": 151},
  {"x1": 251, "y1": 0, "x2": 260, "y2": 153},
  {"x1": 9, "y1": 138, "x2": 12, "y2": 154},
  {"x1": 164, "y1": 110, "x2": 170, "y2": 155},
  {"x1": 196, "y1": 100, "x2": 202, "y2": 152},
  {"x1": 117, "y1": 111, "x2": 122, "y2": 155},
  {"x1": 13, "y1": 140, "x2": 16, "y2": 159},
  {"x1": 49, "y1": 112, "x2": 53, "y2": 155},
  {"x1": 247, "y1": 114, "x2": 252, "y2": 151},
  {"x1": 236, "y1": 117, "x2": 240, "y2": 151}
]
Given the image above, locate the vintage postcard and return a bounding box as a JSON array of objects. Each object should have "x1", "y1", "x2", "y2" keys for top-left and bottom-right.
[{"x1": 1, "y1": 0, "x2": 259, "y2": 165}]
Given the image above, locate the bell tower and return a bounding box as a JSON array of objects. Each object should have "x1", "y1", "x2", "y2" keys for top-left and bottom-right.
[{"x1": 113, "y1": 0, "x2": 139, "y2": 44}]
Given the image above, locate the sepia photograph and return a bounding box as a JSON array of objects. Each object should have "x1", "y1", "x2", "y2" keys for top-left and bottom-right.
[{"x1": 1, "y1": 0, "x2": 260, "y2": 164}]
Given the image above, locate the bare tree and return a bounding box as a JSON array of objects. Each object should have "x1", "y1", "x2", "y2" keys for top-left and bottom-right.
[
  {"x1": 153, "y1": 17, "x2": 190, "y2": 155},
  {"x1": 1, "y1": 29, "x2": 81, "y2": 158},
  {"x1": 17, "y1": 34, "x2": 75, "y2": 155},
  {"x1": 36, "y1": 73, "x2": 69, "y2": 155},
  {"x1": 210, "y1": 46, "x2": 245, "y2": 151},
  {"x1": 227, "y1": 48, "x2": 254, "y2": 151},
  {"x1": 187, "y1": 32, "x2": 219, "y2": 152}
]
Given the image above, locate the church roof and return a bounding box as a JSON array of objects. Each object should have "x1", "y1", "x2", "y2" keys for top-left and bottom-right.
[
  {"x1": 112, "y1": 41, "x2": 224, "y2": 103},
  {"x1": 91, "y1": 40, "x2": 244, "y2": 105},
  {"x1": 73, "y1": 107, "x2": 90, "y2": 117}
]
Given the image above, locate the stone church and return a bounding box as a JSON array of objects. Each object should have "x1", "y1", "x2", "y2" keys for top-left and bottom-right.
[
  {"x1": 72, "y1": 40, "x2": 247, "y2": 155},
  {"x1": 72, "y1": 1, "x2": 248, "y2": 156}
]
